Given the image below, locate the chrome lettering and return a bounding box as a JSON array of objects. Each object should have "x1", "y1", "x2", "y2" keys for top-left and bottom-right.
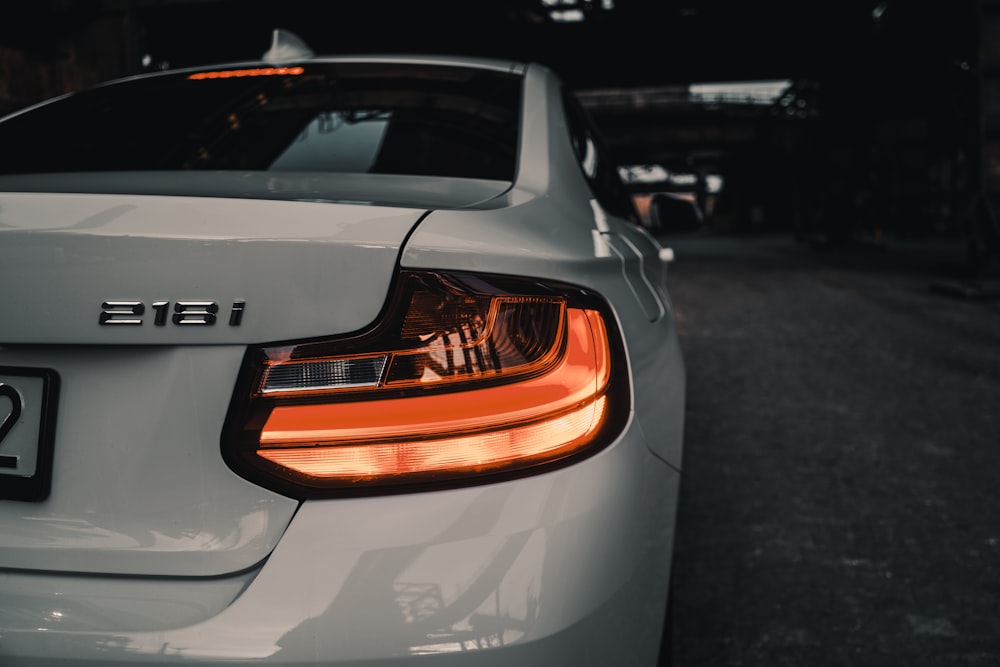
[
  {"x1": 151, "y1": 301, "x2": 170, "y2": 326},
  {"x1": 173, "y1": 301, "x2": 219, "y2": 326},
  {"x1": 100, "y1": 300, "x2": 245, "y2": 326},
  {"x1": 229, "y1": 300, "x2": 246, "y2": 326},
  {"x1": 99, "y1": 301, "x2": 145, "y2": 325}
]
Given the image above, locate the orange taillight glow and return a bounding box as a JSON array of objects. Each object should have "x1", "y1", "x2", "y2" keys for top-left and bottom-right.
[
  {"x1": 187, "y1": 67, "x2": 305, "y2": 80},
  {"x1": 258, "y1": 397, "x2": 607, "y2": 483},
  {"x1": 255, "y1": 308, "x2": 610, "y2": 483},
  {"x1": 223, "y1": 272, "x2": 625, "y2": 495}
]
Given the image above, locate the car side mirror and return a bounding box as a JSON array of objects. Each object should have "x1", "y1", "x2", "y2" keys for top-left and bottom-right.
[{"x1": 650, "y1": 193, "x2": 703, "y2": 234}]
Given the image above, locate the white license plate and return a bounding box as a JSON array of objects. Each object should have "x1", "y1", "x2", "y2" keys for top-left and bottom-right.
[{"x1": 0, "y1": 368, "x2": 59, "y2": 502}]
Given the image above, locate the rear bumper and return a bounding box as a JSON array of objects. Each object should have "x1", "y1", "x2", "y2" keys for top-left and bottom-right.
[{"x1": 0, "y1": 425, "x2": 679, "y2": 666}]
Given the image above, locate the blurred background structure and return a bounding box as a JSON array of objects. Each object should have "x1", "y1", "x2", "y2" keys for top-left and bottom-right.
[{"x1": 1, "y1": 0, "x2": 998, "y2": 279}]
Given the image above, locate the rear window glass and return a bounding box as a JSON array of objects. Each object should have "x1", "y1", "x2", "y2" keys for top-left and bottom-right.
[{"x1": 0, "y1": 63, "x2": 521, "y2": 181}]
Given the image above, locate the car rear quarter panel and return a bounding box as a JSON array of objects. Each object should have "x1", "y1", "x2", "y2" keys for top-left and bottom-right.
[{"x1": 401, "y1": 63, "x2": 685, "y2": 470}]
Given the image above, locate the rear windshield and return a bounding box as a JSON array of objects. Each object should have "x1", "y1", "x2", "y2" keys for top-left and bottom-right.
[{"x1": 0, "y1": 63, "x2": 521, "y2": 181}]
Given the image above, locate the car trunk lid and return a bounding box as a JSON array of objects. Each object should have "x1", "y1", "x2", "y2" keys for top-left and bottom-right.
[{"x1": 0, "y1": 191, "x2": 432, "y2": 576}]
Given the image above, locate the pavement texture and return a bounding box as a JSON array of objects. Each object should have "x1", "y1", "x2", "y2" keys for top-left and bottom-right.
[{"x1": 661, "y1": 234, "x2": 1000, "y2": 666}]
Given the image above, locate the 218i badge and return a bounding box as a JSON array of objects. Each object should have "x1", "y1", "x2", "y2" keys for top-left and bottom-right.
[{"x1": 99, "y1": 300, "x2": 246, "y2": 326}]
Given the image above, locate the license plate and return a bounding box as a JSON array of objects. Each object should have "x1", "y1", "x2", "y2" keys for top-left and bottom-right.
[{"x1": 0, "y1": 368, "x2": 59, "y2": 502}]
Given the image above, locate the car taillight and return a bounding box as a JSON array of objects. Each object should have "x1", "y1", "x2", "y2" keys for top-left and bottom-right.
[{"x1": 222, "y1": 271, "x2": 627, "y2": 497}]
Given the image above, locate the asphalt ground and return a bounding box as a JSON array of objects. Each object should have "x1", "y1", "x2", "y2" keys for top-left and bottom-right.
[{"x1": 660, "y1": 234, "x2": 1000, "y2": 666}]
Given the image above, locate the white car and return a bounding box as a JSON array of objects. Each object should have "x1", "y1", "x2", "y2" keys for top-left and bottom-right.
[{"x1": 0, "y1": 31, "x2": 685, "y2": 666}]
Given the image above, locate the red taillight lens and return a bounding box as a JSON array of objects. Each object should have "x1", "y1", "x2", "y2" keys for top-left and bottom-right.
[{"x1": 223, "y1": 272, "x2": 626, "y2": 496}]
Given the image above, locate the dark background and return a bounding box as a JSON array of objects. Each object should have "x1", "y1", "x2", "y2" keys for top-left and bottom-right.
[{"x1": 2, "y1": 0, "x2": 999, "y2": 276}]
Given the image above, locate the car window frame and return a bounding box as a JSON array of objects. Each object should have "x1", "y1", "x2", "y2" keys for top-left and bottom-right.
[{"x1": 561, "y1": 88, "x2": 639, "y2": 225}]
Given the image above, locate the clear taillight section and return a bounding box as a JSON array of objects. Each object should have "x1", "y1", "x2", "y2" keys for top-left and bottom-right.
[{"x1": 222, "y1": 271, "x2": 626, "y2": 497}]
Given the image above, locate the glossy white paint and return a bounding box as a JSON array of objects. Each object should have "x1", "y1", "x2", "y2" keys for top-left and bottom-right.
[
  {"x1": 0, "y1": 345, "x2": 298, "y2": 576},
  {"x1": 0, "y1": 193, "x2": 422, "y2": 344},
  {"x1": 0, "y1": 568, "x2": 255, "y2": 632},
  {"x1": 1, "y1": 430, "x2": 679, "y2": 665},
  {"x1": 0, "y1": 55, "x2": 684, "y2": 665}
]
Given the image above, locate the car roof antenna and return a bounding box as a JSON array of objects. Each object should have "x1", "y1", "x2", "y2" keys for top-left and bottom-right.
[{"x1": 263, "y1": 29, "x2": 315, "y2": 64}]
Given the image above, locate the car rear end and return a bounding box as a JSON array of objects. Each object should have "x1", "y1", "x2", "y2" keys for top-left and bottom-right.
[{"x1": 0, "y1": 57, "x2": 682, "y2": 665}]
